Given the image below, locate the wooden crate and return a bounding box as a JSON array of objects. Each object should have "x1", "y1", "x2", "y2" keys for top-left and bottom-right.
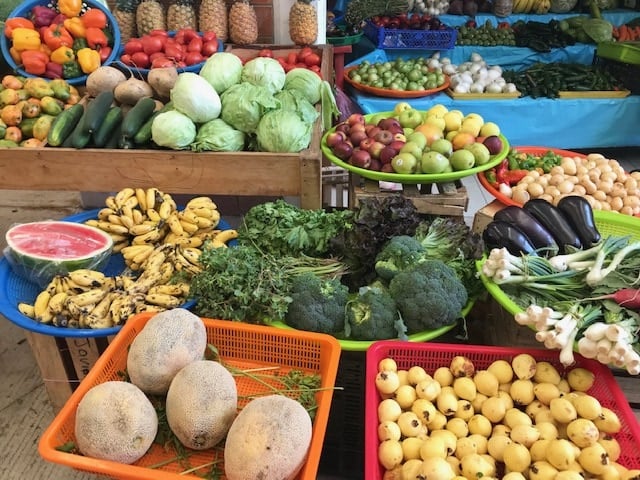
[
  {"x1": 471, "y1": 199, "x2": 506, "y2": 234},
  {"x1": 24, "y1": 331, "x2": 116, "y2": 413}
]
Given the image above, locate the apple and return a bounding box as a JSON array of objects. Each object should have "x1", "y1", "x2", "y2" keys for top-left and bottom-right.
[
  {"x1": 406, "y1": 132, "x2": 428, "y2": 151},
  {"x1": 347, "y1": 113, "x2": 365, "y2": 126},
  {"x1": 349, "y1": 122, "x2": 366, "y2": 134},
  {"x1": 374, "y1": 130, "x2": 394, "y2": 145},
  {"x1": 350, "y1": 149, "x2": 371, "y2": 169},
  {"x1": 389, "y1": 140, "x2": 406, "y2": 152},
  {"x1": 391, "y1": 152, "x2": 418, "y2": 174},
  {"x1": 349, "y1": 130, "x2": 368, "y2": 147},
  {"x1": 332, "y1": 141, "x2": 353, "y2": 161},
  {"x1": 369, "y1": 158, "x2": 382, "y2": 171},
  {"x1": 326, "y1": 131, "x2": 347, "y2": 148},
  {"x1": 430, "y1": 138, "x2": 453, "y2": 157},
  {"x1": 364, "y1": 123, "x2": 378, "y2": 136},
  {"x1": 398, "y1": 109, "x2": 424, "y2": 129},
  {"x1": 421, "y1": 151, "x2": 450, "y2": 174},
  {"x1": 449, "y1": 149, "x2": 476, "y2": 171},
  {"x1": 379, "y1": 146, "x2": 397, "y2": 164},
  {"x1": 335, "y1": 123, "x2": 350, "y2": 135},
  {"x1": 368, "y1": 113, "x2": 388, "y2": 126},
  {"x1": 369, "y1": 141, "x2": 386, "y2": 159},
  {"x1": 400, "y1": 141, "x2": 423, "y2": 162},
  {"x1": 480, "y1": 121, "x2": 501, "y2": 137},
  {"x1": 387, "y1": 124, "x2": 404, "y2": 135},
  {"x1": 393, "y1": 101, "x2": 413, "y2": 115},
  {"x1": 381, "y1": 163, "x2": 395, "y2": 173},
  {"x1": 465, "y1": 142, "x2": 491, "y2": 166},
  {"x1": 366, "y1": 126, "x2": 382, "y2": 138},
  {"x1": 483, "y1": 135, "x2": 504, "y2": 155},
  {"x1": 393, "y1": 132, "x2": 407, "y2": 142},
  {"x1": 359, "y1": 137, "x2": 375, "y2": 152},
  {"x1": 377, "y1": 117, "x2": 401, "y2": 131}
]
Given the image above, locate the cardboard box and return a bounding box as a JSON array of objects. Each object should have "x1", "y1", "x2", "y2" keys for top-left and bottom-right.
[{"x1": 472, "y1": 200, "x2": 506, "y2": 234}]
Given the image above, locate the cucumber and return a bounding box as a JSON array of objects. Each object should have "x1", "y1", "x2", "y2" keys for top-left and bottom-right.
[
  {"x1": 92, "y1": 106, "x2": 123, "y2": 148},
  {"x1": 121, "y1": 97, "x2": 157, "y2": 141},
  {"x1": 83, "y1": 91, "x2": 115, "y2": 135},
  {"x1": 47, "y1": 104, "x2": 84, "y2": 147},
  {"x1": 105, "y1": 123, "x2": 123, "y2": 149},
  {"x1": 133, "y1": 101, "x2": 173, "y2": 145},
  {"x1": 64, "y1": 107, "x2": 91, "y2": 149}
]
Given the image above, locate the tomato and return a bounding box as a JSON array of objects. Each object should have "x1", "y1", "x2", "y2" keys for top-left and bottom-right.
[
  {"x1": 309, "y1": 64, "x2": 321, "y2": 76},
  {"x1": 151, "y1": 56, "x2": 175, "y2": 68},
  {"x1": 287, "y1": 52, "x2": 298, "y2": 65},
  {"x1": 164, "y1": 43, "x2": 184, "y2": 62},
  {"x1": 297, "y1": 46, "x2": 313, "y2": 62},
  {"x1": 141, "y1": 35, "x2": 164, "y2": 55},
  {"x1": 176, "y1": 61, "x2": 187, "y2": 68},
  {"x1": 184, "y1": 51, "x2": 204, "y2": 65},
  {"x1": 99, "y1": 46, "x2": 112, "y2": 63},
  {"x1": 304, "y1": 53, "x2": 321, "y2": 67},
  {"x1": 149, "y1": 29, "x2": 169, "y2": 37},
  {"x1": 295, "y1": 62, "x2": 307, "y2": 69},
  {"x1": 202, "y1": 31, "x2": 217, "y2": 42},
  {"x1": 176, "y1": 28, "x2": 199, "y2": 44},
  {"x1": 258, "y1": 48, "x2": 273, "y2": 58},
  {"x1": 187, "y1": 36, "x2": 203, "y2": 52},
  {"x1": 149, "y1": 51, "x2": 167, "y2": 62},
  {"x1": 201, "y1": 39, "x2": 219, "y2": 57},
  {"x1": 119, "y1": 53, "x2": 134, "y2": 66},
  {"x1": 124, "y1": 39, "x2": 144, "y2": 56},
  {"x1": 131, "y1": 51, "x2": 151, "y2": 69}
]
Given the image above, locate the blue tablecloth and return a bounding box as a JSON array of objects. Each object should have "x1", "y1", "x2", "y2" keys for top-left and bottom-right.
[{"x1": 438, "y1": 10, "x2": 640, "y2": 27}]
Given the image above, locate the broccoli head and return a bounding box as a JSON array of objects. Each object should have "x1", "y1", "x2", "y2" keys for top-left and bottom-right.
[
  {"x1": 284, "y1": 272, "x2": 349, "y2": 334},
  {"x1": 374, "y1": 235, "x2": 425, "y2": 281},
  {"x1": 389, "y1": 259, "x2": 468, "y2": 333},
  {"x1": 345, "y1": 286, "x2": 406, "y2": 341}
]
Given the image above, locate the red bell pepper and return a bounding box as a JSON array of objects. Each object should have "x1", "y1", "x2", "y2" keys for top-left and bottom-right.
[
  {"x1": 4, "y1": 18, "x2": 35, "y2": 38},
  {"x1": 81, "y1": 8, "x2": 108, "y2": 29},
  {"x1": 85, "y1": 27, "x2": 108, "y2": 49},
  {"x1": 44, "y1": 61, "x2": 63, "y2": 79},
  {"x1": 502, "y1": 169, "x2": 530, "y2": 186},
  {"x1": 42, "y1": 24, "x2": 73, "y2": 50},
  {"x1": 20, "y1": 49, "x2": 49, "y2": 75}
]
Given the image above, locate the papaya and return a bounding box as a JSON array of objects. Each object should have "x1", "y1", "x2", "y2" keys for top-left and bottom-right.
[
  {"x1": 33, "y1": 114, "x2": 56, "y2": 141},
  {"x1": 40, "y1": 96, "x2": 64, "y2": 116}
]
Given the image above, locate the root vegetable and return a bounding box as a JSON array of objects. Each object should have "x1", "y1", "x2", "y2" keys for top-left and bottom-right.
[
  {"x1": 86, "y1": 66, "x2": 127, "y2": 97},
  {"x1": 114, "y1": 77, "x2": 154, "y2": 105},
  {"x1": 147, "y1": 66, "x2": 179, "y2": 98}
]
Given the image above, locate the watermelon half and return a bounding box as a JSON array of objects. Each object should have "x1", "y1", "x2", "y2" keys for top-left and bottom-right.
[{"x1": 4, "y1": 220, "x2": 114, "y2": 287}]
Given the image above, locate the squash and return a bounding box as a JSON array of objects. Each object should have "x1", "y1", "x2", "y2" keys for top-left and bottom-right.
[
  {"x1": 74, "y1": 381, "x2": 158, "y2": 464},
  {"x1": 126, "y1": 308, "x2": 207, "y2": 395},
  {"x1": 224, "y1": 394, "x2": 313, "y2": 480},
  {"x1": 165, "y1": 360, "x2": 238, "y2": 450}
]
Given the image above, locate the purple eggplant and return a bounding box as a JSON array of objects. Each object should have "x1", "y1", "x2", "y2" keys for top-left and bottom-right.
[
  {"x1": 494, "y1": 206, "x2": 559, "y2": 255},
  {"x1": 556, "y1": 195, "x2": 601, "y2": 248},
  {"x1": 523, "y1": 199, "x2": 582, "y2": 253},
  {"x1": 483, "y1": 220, "x2": 538, "y2": 256}
]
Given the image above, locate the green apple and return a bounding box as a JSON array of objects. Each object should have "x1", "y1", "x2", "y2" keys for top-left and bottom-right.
[
  {"x1": 430, "y1": 138, "x2": 453, "y2": 157},
  {"x1": 406, "y1": 132, "x2": 427, "y2": 151},
  {"x1": 393, "y1": 101, "x2": 413, "y2": 116},
  {"x1": 479, "y1": 121, "x2": 501, "y2": 138},
  {"x1": 449, "y1": 149, "x2": 476, "y2": 171},
  {"x1": 400, "y1": 141, "x2": 423, "y2": 161},
  {"x1": 368, "y1": 113, "x2": 388, "y2": 126},
  {"x1": 391, "y1": 152, "x2": 418, "y2": 174},
  {"x1": 465, "y1": 142, "x2": 491, "y2": 166},
  {"x1": 421, "y1": 151, "x2": 450, "y2": 174},
  {"x1": 398, "y1": 108, "x2": 424, "y2": 129}
]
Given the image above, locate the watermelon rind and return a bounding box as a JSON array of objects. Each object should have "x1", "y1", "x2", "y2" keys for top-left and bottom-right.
[{"x1": 4, "y1": 220, "x2": 114, "y2": 288}]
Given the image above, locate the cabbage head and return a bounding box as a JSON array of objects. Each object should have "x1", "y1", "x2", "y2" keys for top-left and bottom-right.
[
  {"x1": 241, "y1": 57, "x2": 286, "y2": 94},
  {"x1": 152, "y1": 110, "x2": 196, "y2": 150},
  {"x1": 191, "y1": 118, "x2": 246, "y2": 152},
  {"x1": 273, "y1": 90, "x2": 319, "y2": 124},
  {"x1": 199, "y1": 52, "x2": 243, "y2": 94},
  {"x1": 283, "y1": 68, "x2": 322, "y2": 105},
  {"x1": 220, "y1": 82, "x2": 280, "y2": 133},
  {"x1": 256, "y1": 110, "x2": 313, "y2": 153},
  {"x1": 170, "y1": 72, "x2": 221, "y2": 123}
]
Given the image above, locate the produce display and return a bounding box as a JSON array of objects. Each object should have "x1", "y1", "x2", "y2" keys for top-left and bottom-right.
[
  {"x1": 439, "y1": 53, "x2": 520, "y2": 95},
  {"x1": 346, "y1": 57, "x2": 448, "y2": 94},
  {"x1": 370, "y1": 348, "x2": 640, "y2": 479},
  {"x1": 455, "y1": 20, "x2": 517, "y2": 46}
]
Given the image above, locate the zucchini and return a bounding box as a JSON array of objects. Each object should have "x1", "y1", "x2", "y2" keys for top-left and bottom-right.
[
  {"x1": 46, "y1": 104, "x2": 84, "y2": 147},
  {"x1": 121, "y1": 97, "x2": 157, "y2": 141},
  {"x1": 93, "y1": 106, "x2": 123, "y2": 148},
  {"x1": 83, "y1": 91, "x2": 115, "y2": 135}
]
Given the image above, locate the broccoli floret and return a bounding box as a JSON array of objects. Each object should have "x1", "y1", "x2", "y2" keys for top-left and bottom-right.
[
  {"x1": 345, "y1": 286, "x2": 407, "y2": 341},
  {"x1": 284, "y1": 272, "x2": 349, "y2": 334},
  {"x1": 374, "y1": 235, "x2": 425, "y2": 281},
  {"x1": 389, "y1": 259, "x2": 468, "y2": 333}
]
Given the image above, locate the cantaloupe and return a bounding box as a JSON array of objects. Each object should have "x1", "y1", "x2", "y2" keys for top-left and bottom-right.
[
  {"x1": 126, "y1": 308, "x2": 207, "y2": 395},
  {"x1": 224, "y1": 394, "x2": 313, "y2": 480},
  {"x1": 165, "y1": 359, "x2": 238, "y2": 450},
  {"x1": 74, "y1": 381, "x2": 158, "y2": 464}
]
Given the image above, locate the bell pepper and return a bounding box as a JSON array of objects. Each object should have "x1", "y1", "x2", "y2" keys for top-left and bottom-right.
[
  {"x1": 51, "y1": 46, "x2": 76, "y2": 65},
  {"x1": 4, "y1": 18, "x2": 35, "y2": 39},
  {"x1": 72, "y1": 37, "x2": 88, "y2": 52},
  {"x1": 11, "y1": 28, "x2": 42, "y2": 52},
  {"x1": 44, "y1": 62, "x2": 64, "y2": 79},
  {"x1": 58, "y1": 0, "x2": 83, "y2": 18},
  {"x1": 62, "y1": 61, "x2": 83, "y2": 79},
  {"x1": 85, "y1": 27, "x2": 108, "y2": 49},
  {"x1": 9, "y1": 46, "x2": 21, "y2": 64},
  {"x1": 20, "y1": 50, "x2": 49, "y2": 76},
  {"x1": 43, "y1": 24, "x2": 74, "y2": 51},
  {"x1": 502, "y1": 169, "x2": 530, "y2": 186},
  {"x1": 31, "y1": 6, "x2": 58, "y2": 28},
  {"x1": 81, "y1": 8, "x2": 108, "y2": 29},
  {"x1": 76, "y1": 48, "x2": 100, "y2": 74},
  {"x1": 64, "y1": 17, "x2": 86, "y2": 39}
]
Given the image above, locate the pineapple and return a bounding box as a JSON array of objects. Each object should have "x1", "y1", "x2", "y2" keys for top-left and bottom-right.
[
  {"x1": 289, "y1": 0, "x2": 317, "y2": 46},
  {"x1": 136, "y1": 0, "x2": 166, "y2": 36},
  {"x1": 228, "y1": 0, "x2": 258, "y2": 45},
  {"x1": 167, "y1": 0, "x2": 197, "y2": 32},
  {"x1": 199, "y1": 0, "x2": 228, "y2": 42},
  {"x1": 113, "y1": 0, "x2": 141, "y2": 43}
]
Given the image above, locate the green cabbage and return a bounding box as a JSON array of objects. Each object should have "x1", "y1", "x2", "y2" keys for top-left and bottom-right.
[
  {"x1": 256, "y1": 110, "x2": 313, "y2": 153},
  {"x1": 273, "y1": 90, "x2": 319, "y2": 124},
  {"x1": 151, "y1": 110, "x2": 196, "y2": 150},
  {"x1": 283, "y1": 68, "x2": 323, "y2": 105},
  {"x1": 199, "y1": 52, "x2": 244, "y2": 94},
  {"x1": 191, "y1": 118, "x2": 246, "y2": 152},
  {"x1": 583, "y1": 18, "x2": 614, "y2": 43},
  {"x1": 241, "y1": 57, "x2": 286, "y2": 94},
  {"x1": 220, "y1": 82, "x2": 280, "y2": 133},
  {"x1": 170, "y1": 72, "x2": 221, "y2": 123}
]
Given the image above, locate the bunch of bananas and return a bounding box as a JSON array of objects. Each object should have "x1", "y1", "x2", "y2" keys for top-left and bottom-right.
[{"x1": 512, "y1": 0, "x2": 551, "y2": 13}]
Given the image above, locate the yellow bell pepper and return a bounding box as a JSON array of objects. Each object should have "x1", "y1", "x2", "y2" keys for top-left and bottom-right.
[
  {"x1": 58, "y1": 0, "x2": 83, "y2": 18},
  {"x1": 50, "y1": 46, "x2": 75, "y2": 65},
  {"x1": 76, "y1": 48, "x2": 100, "y2": 74},
  {"x1": 11, "y1": 28, "x2": 41, "y2": 52},
  {"x1": 63, "y1": 17, "x2": 86, "y2": 39}
]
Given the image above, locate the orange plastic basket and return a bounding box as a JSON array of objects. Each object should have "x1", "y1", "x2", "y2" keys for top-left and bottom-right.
[{"x1": 38, "y1": 312, "x2": 342, "y2": 480}]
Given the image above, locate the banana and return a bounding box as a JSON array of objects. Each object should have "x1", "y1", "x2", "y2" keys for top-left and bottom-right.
[
  {"x1": 101, "y1": 276, "x2": 118, "y2": 292},
  {"x1": 121, "y1": 244, "x2": 153, "y2": 261},
  {"x1": 132, "y1": 228, "x2": 163, "y2": 245},
  {"x1": 128, "y1": 270, "x2": 163, "y2": 295},
  {"x1": 98, "y1": 207, "x2": 117, "y2": 221},
  {"x1": 115, "y1": 275, "x2": 136, "y2": 291},
  {"x1": 512, "y1": 0, "x2": 523, "y2": 12},
  {"x1": 112, "y1": 241, "x2": 128, "y2": 253},
  {"x1": 179, "y1": 209, "x2": 200, "y2": 225},
  {"x1": 167, "y1": 212, "x2": 184, "y2": 236},
  {"x1": 146, "y1": 208, "x2": 162, "y2": 223},
  {"x1": 145, "y1": 292, "x2": 183, "y2": 308},
  {"x1": 45, "y1": 276, "x2": 61, "y2": 296},
  {"x1": 33, "y1": 290, "x2": 52, "y2": 319},
  {"x1": 115, "y1": 187, "x2": 135, "y2": 208},
  {"x1": 122, "y1": 195, "x2": 139, "y2": 211},
  {"x1": 172, "y1": 249, "x2": 202, "y2": 275},
  {"x1": 90, "y1": 291, "x2": 117, "y2": 319},
  {"x1": 135, "y1": 188, "x2": 148, "y2": 212},
  {"x1": 105, "y1": 195, "x2": 118, "y2": 211},
  {"x1": 84, "y1": 219, "x2": 100, "y2": 228},
  {"x1": 69, "y1": 269, "x2": 106, "y2": 288},
  {"x1": 213, "y1": 229, "x2": 239, "y2": 245},
  {"x1": 180, "y1": 247, "x2": 202, "y2": 265},
  {"x1": 143, "y1": 247, "x2": 168, "y2": 272},
  {"x1": 97, "y1": 220, "x2": 130, "y2": 235},
  {"x1": 108, "y1": 295, "x2": 125, "y2": 324},
  {"x1": 179, "y1": 219, "x2": 199, "y2": 235},
  {"x1": 107, "y1": 214, "x2": 124, "y2": 226},
  {"x1": 148, "y1": 283, "x2": 189, "y2": 296},
  {"x1": 38, "y1": 307, "x2": 54, "y2": 324},
  {"x1": 121, "y1": 203, "x2": 135, "y2": 222},
  {"x1": 132, "y1": 208, "x2": 145, "y2": 226},
  {"x1": 135, "y1": 303, "x2": 165, "y2": 314},
  {"x1": 158, "y1": 261, "x2": 175, "y2": 284},
  {"x1": 48, "y1": 291, "x2": 69, "y2": 315},
  {"x1": 170, "y1": 236, "x2": 203, "y2": 248},
  {"x1": 194, "y1": 216, "x2": 215, "y2": 229},
  {"x1": 18, "y1": 302, "x2": 36, "y2": 318},
  {"x1": 129, "y1": 221, "x2": 158, "y2": 236},
  {"x1": 69, "y1": 288, "x2": 108, "y2": 307},
  {"x1": 59, "y1": 276, "x2": 87, "y2": 294},
  {"x1": 85, "y1": 312, "x2": 113, "y2": 329},
  {"x1": 115, "y1": 294, "x2": 142, "y2": 324},
  {"x1": 109, "y1": 232, "x2": 130, "y2": 244},
  {"x1": 66, "y1": 298, "x2": 91, "y2": 318},
  {"x1": 158, "y1": 198, "x2": 174, "y2": 220},
  {"x1": 185, "y1": 205, "x2": 217, "y2": 219},
  {"x1": 186, "y1": 196, "x2": 216, "y2": 210},
  {"x1": 146, "y1": 187, "x2": 159, "y2": 212}
]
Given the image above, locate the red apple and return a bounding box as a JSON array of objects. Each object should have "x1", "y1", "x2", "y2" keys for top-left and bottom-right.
[
  {"x1": 349, "y1": 130, "x2": 368, "y2": 147},
  {"x1": 379, "y1": 146, "x2": 397, "y2": 164},
  {"x1": 393, "y1": 133, "x2": 407, "y2": 142},
  {"x1": 374, "y1": 129, "x2": 394, "y2": 145},
  {"x1": 332, "y1": 141, "x2": 353, "y2": 161},
  {"x1": 359, "y1": 137, "x2": 375, "y2": 152},
  {"x1": 367, "y1": 126, "x2": 382, "y2": 139},
  {"x1": 335, "y1": 123, "x2": 350, "y2": 135},
  {"x1": 369, "y1": 158, "x2": 382, "y2": 171},
  {"x1": 349, "y1": 122, "x2": 366, "y2": 134},
  {"x1": 350, "y1": 149, "x2": 371, "y2": 169},
  {"x1": 381, "y1": 163, "x2": 395, "y2": 173},
  {"x1": 387, "y1": 124, "x2": 404, "y2": 135},
  {"x1": 389, "y1": 140, "x2": 406, "y2": 152},
  {"x1": 364, "y1": 123, "x2": 378, "y2": 135},
  {"x1": 347, "y1": 113, "x2": 365, "y2": 126},
  {"x1": 326, "y1": 131, "x2": 347, "y2": 148},
  {"x1": 377, "y1": 117, "x2": 401, "y2": 131},
  {"x1": 369, "y1": 141, "x2": 386, "y2": 159},
  {"x1": 483, "y1": 135, "x2": 504, "y2": 155}
]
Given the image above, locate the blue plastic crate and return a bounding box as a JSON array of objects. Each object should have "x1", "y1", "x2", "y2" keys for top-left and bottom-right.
[{"x1": 364, "y1": 21, "x2": 457, "y2": 50}]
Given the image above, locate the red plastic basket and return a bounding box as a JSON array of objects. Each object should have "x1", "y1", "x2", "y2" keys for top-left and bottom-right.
[
  {"x1": 364, "y1": 341, "x2": 640, "y2": 479},
  {"x1": 38, "y1": 312, "x2": 341, "y2": 480}
]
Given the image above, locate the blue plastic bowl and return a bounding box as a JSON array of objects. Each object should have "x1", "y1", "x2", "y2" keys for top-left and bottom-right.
[
  {"x1": 0, "y1": 209, "x2": 232, "y2": 338},
  {"x1": 0, "y1": 0, "x2": 121, "y2": 86}
]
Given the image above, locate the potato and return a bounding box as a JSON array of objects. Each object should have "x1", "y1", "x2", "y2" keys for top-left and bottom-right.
[
  {"x1": 147, "y1": 66, "x2": 179, "y2": 99},
  {"x1": 85, "y1": 66, "x2": 127, "y2": 97},
  {"x1": 566, "y1": 418, "x2": 599, "y2": 448},
  {"x1": 550, "y1": 397, "x2": 578, "y2": 423},
  {"x1": 487, "y1": 359, "x2": 514, "y2": 384},
  {"x1": 114, "y1": 77, "x2": 154, "y2": 106},
  {"x1": 503, "y1": 442, "x2": 532, "y2": 472},
  {"x1": 512, "y1": 353, "x2": 537, "y2": 380},
  {"x1": 545, "y1": 438, "x2": 577, "y2": 470},
  {"x1": 567, "y1": 367, "x2": 595, "y2": 392},
  {"x1": 529, "y1": 461, "x2": 559, "y2": 480},
  {"x1": 224, "y1": 394, "x2": 312, "y2": 480}
]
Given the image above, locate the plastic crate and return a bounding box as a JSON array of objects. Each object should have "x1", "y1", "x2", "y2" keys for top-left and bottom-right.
[
  {"x1": 38, "y1": 312, "x2": 341, "y2": 480},
  {"x1": 364, "y1": 341, "x2": 640, "y2": 479},
  {"x1": 597, "y1": 41, "x2": 640, "y2": 66},
  {"x1": 594, "y1": 56, "x2": 640, "y2": 94},
  {"x1": 364, "y1": 21, "x2": 457, "y2": 50}
]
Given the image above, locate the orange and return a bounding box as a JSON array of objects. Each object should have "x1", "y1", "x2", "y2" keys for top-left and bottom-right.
[
  {"x1": 451, "y1": 132, "x2": 476, "y2": 151},
  {"x1": 414, "y1": 123, "x2": 444, "y2": 146}
]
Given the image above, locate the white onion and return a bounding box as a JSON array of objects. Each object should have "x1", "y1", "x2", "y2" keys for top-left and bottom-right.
[
  {"x1": 489, "y1": 65, "x2": 503, "y2": 75},
  {"x1": 486, "y1": 69, "x2": 501, "y2": 81},
  {"x1": 427, "y1": 59, "x2": 440, "y2": 69},
  {"x1": 486, "y1": 82, "x2": 503, "y2": 94},
  {"x1": 460, "y1": 72, "x2": 473, "y2": 84},
  {"x1": 495, "y1": 77, "x2": 506, "y2": 86},
  {"x1": 440, "y1": 57, "x2": 452, "y2": 65},
  {"x1": 503, "y1": 83, "x2": 518, "y2": 93},
  {"x1": 454, "y1": 83, "x2": 470, "y2": 93},
  {"x1": 442, "y1": 64, "x2": 457, "y2": 75},
  {"x1": 470, "y1": 82, "x2": 484, "y2": 93},
  {"x1": 470, "y1": 53, "x2": 483, "y2": 63}
]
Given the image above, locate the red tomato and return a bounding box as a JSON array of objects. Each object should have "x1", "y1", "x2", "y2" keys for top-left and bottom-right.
[
  {"x1": 258, "y1": 48, "x2": 273, "y2": 58},
  {"x1": 287, "y1": 52, "x2": 298, "y2": 65},
  {"x1": 178, "y1": 28, "x2": 200, "y2": 43},
  {"x1": 173, "y1": 30, "x2": 186, "y2": 45},
  {"x1": 119, "y1": 53, "x2": 134, "y2": 66},
  {"x1": 187, "y1": 36, "x2": 203, "y2": 52},
  {"x1": 202, "y1": 31, "x2": 217, "y2": 42},
  {"x1": 149, "y1": 51, "x2": 167, "y2": 62},
  {"x1": 304, "y1": 53, "x2": 321, "y2": 67},
  {"x1": 131, "y1": 51, "x2": 151, "y2": 68},
  {"x1": 297, "y1": 46, "x2": 313, "y2": 62},
  {"x1": 151, "y1": 56, "x2": 175, "y2": 68},
  {"x1": 184, "y1": 51, "x2": 204, "y2": 65},
  {"x1": 164, "y1": 43, "x2": 184, "y2": 62},
  {"x1": 124, "y1": 39, "x2": 144, "y2": 56},
  {"x1": 295, "y1": 62, "x2": 307, "y2": 69},
  {"x1": 309, "y1": 64, "x2": 321, "y2": 76},
  {"x1": 202, "y1": 39, "x2": 219, "y2": 57},
  {"x1": 141, "y1": 35, "x2": 164, "y2": 55},
  {"x1": 149, "y1": 29, "x2": 169, "y2": 37},
  {"x1": 176, "y1": 61, "x2": 187, "y2": 68}
]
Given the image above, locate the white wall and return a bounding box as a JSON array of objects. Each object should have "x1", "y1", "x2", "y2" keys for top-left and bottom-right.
[{"x1": 273, "y1": 0, "x2": 327, "y2": 45}]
